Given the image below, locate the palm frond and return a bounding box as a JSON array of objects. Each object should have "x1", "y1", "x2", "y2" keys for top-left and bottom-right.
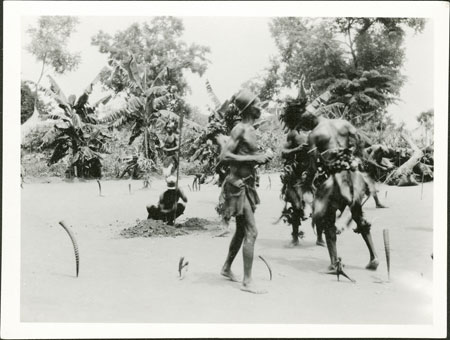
[
  {"x1": 150, "y1": 67, "x2": 170, "y2": 88},
  {"x1": 47, "y1": 112, "x2": 71, "y2": 122},
  {"x1": 97, "y1": 109, "x2": 128, "y2": 125},
  {"x1": 92, "y1": 94, "x2": 113, "y2": 108},
  {"x1": 123, "y1": 54, "x2": 143, "y2": 91},
  {"x1": 144, "y1": 86, "x2": 168, "y2": 98},
  {"x1": 47, "y1": 75, "x2": 68, "y2": 106},
  {"x1": 314, "y1": 102, "x2": 346, "y2": 118},
  {"x1": 205, "y1": 79, "x2": 222, "y2": 109}
]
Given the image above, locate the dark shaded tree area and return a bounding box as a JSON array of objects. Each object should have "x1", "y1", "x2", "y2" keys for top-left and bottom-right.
[{"x1": 21, "y1": 81, "x2": 36, "y2": 124}]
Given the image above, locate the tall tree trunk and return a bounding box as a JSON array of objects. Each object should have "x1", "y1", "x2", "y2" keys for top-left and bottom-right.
[
  {"x1": 346, "y1": 24, "x2": 358, "y2": 70},
  {"x1": 143, "y1": 129, "x2": 149, "y2": 159},
  {"x1": 22, "y1": 55, "x2": 47, "y2": 142},
  {"x1": 33, "y1": 54, "x2": 47, "y2": 116}
]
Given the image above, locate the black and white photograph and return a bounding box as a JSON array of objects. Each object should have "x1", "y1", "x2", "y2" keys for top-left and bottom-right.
[{"x1": 2, "y1": 1, "x2": 448, "y2": 338}]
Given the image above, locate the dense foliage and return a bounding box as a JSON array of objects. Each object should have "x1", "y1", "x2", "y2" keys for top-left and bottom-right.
[
  {"x1": 40, "y1": 72, "x2": 112, "y2": 178},
  {"x1": 26, "y1": 16, "x2": 81, "y2": 117},
  {"x1": 91, "y1": 17, "x2": 210, "y2": 117},
  {"x1": 21, "y1": 81, "x2": 36, "y2": 124},
  {"x1": 255, "y1": 17, "x2": 426, "y2": 126}
]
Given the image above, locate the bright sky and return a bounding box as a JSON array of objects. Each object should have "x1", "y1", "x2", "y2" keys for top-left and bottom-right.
[{"x1": 21, "y1": 16, "x2": 434, "y2": 129}]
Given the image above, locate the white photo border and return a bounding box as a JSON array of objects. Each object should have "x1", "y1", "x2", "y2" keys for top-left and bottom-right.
[{"x1": 2, "y1": 1, "x2": 448, "y2": 338}]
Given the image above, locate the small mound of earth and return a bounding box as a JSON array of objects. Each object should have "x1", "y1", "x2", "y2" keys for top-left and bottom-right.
[
  {"x1": 120, "y1": 218, "x2": 217, "y2": 238},
  {"x1": 120, "y1": 219, "x2": 188, "y2": 238}
]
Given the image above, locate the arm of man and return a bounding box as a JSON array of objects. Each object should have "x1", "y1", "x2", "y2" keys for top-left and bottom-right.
[
  {"x1": 347, "y1": 123, "x2": 365, "y2": 157},
  {"x1": 220, "y1": 125, "x2": 271, "y2": 164},
  {"x1": 178, "y1": 188, "x2": 188, "y2": 203},
  {"x1": 157, "y1": 193, "x2": 165, "y2": 210},
  {"x1": 283, "y1": 131, "x2": 309, "y2": 157},
  {"x1": 163, "y1": 146, "x2": 179, "y2": 152},
  {"x1": 281, "y1": 131, "x2": 297, "y2": 157}
]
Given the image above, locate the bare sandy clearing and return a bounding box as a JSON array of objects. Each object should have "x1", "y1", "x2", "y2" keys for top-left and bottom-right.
[{"x1": 21, "y1": 175, "x2": 433, "y2": 323}]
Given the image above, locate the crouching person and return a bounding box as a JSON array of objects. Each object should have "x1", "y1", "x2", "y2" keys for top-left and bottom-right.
[{"x1": 146, "y1": 176, "x2": 188, "y2": 225}]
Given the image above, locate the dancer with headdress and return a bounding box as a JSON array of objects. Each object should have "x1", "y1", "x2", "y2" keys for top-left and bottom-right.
[
  {"x1": 278, "y1": 77, "x2": 325, "y2": 246},
  {"x1": 219, "y1": 89, "x2": 273, "y2": 293},
  {"x1": 297, "y1": 99, "x2": 379, "y2": 272}
]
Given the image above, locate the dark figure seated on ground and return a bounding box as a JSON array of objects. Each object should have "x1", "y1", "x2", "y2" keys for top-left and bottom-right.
[{"x1": 146, "y1": 176, "x2": 188, "y2": 225}]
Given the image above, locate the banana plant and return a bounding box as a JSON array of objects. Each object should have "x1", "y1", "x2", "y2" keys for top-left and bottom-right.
[
  {"x1": 98, "y1": 54, "x2": 181, "y2": 165},
  {"x1": 41, "y1": 68, "x2": 112, "y2": 178}
]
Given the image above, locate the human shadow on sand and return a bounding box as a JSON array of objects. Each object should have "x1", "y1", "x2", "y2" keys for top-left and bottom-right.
[
  {"x1": 257, "y1": 237, "x2": 320, "y2": 251},
  {"x1": 190, "y1": 271, "x2": 241, "y2": 288}
]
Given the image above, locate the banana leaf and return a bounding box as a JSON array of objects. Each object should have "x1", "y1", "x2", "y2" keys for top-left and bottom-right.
[
  {"x1": 123, "y1": 54, "x2": 143, "y2": 91},
  {"x1": 205, "y1": 79, "x2": 222, "y2": 109},
  {"x1": 47, "y1": 75, "x2": 68, "y2": 106}
]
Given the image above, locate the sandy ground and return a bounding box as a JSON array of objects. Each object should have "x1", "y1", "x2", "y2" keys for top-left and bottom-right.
[{"x1": 21, "y1": 174, "x2": 434, "y2": 324}]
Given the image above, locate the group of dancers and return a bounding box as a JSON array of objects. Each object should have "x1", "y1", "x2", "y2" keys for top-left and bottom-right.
[{"x1": 147, "y1": 80, "x2": 388, "y2": 294}]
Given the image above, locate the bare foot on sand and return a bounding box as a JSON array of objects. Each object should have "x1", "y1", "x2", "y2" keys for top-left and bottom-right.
[
  {"x1": 214, "y1": 230, "x2": 231, "y2": 238},
  {"x1": 376, "y1": 204, "x2": 388, "y2": 209},
  {"x1": 221, "y1": 269, "x2": 240, "y2": 282},
  {"x1": 240, "y1": 283, "x2": 268, "y2": 294},
  {"x1": 288, "y1": 238, "x2": 300, "y2": 247},
  {"x1": 326, "y1": 264, "x2": 338, "y2": 274},
  {"x1": 365, "y1": 258, "x2": 379, "y2": 270},
  {"x1": 316, "y1": 239, "x2": 326, "y2": 247}
]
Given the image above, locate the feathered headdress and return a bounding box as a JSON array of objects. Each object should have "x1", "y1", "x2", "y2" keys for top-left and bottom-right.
[{"x1": 279, "y1": 75, "x2": 309, "y2": 129}]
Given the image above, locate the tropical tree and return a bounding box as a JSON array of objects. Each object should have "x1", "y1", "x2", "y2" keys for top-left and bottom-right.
[
  {"x1": 97, "y1": 54, "x2": 181, "y2": 171},
  {"x1": 25, "y1": 16, "x2": 81, "y2": 119},
  {"x1": 255, "y1": 17, "x2": 426, "y2": 127},
  {"x1": 21, "y1": 81, "x2": 37, "y2": 124},
  {"x1": 40, "y1": 69, "x2": 112, "y2": 178},
  {"x1": 91, "y1": 17, "x2": 210, "y2": 116}
]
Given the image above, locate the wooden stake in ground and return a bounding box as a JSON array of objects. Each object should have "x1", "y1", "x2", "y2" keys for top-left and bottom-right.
[
  {"x1": 96, "y1": 180, "x2": 102, "y2": 196},
  {"x1": 178, "y1": 256, "x2": 189, "y2": 279},
  {"x1": 420, "y1": 173, "x2": 424, "y2": 200},
  {"x1": 58, "y1": 221, "x2": 80, "y2": 277},
  {"x1": 383, "y1": 229, "x2": 391, "y2": 281},
  {"x1": 172, "y1": 112, "x2": 185, "y2": 225}
]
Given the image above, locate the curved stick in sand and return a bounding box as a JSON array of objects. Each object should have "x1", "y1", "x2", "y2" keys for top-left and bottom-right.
[
  {"x1": 97, "y1": 180, "x2": 102, "y2": 196},
  {"x1": 258, "y1": 255, "x2": 272, "y2": 281},
  {"x1": 58, "y1": 221, "x2": 80, "y2": 277}
]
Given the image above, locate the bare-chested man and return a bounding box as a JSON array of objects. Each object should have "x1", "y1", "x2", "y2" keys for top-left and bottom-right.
[
  {"x1": 279, "y1": 100, "x2": 325, "y2": 247},
  {"x1": 219, "y1": 89, "x2": 273, "y2": 294},
  {"x1": 161, "y1": 121, "x2": 179, "y2": 177},
  {"x1": 299, "y1": 110, "x2": 379, "y2": 272}
]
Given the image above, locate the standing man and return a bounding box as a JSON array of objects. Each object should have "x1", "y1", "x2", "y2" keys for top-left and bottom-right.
[
  {"x1": 298, "y1": 107, "x2": 379, "y2": 272},
  {"x1": 279, "y1": 99, "x2": 325, "y2": 247},
  {"x1": 219, "y1": 89, "x2": 273, "y2": 294},
  {"x1": 161, "y1": 120, "x2": 179, "y2": 178}
]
